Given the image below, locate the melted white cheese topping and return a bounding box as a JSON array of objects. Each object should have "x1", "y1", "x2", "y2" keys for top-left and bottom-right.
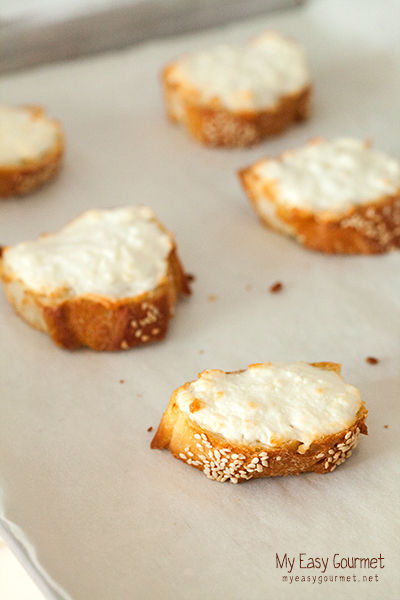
[
  {"x1": 170, "y1": 31, "x2": 311, "y2": 111},
  {"x1": 255, "y1": 138, "x2": 400, "y2": 213},
  {"x1": 0, "y1": 105, "x2": 60, "y2": 166},
  {"x1": 4, "y1": 207, "x2": 173, "y2": 298},
  {"x1": 177, "y1": 362, "x2": 363, "y2": 452}
]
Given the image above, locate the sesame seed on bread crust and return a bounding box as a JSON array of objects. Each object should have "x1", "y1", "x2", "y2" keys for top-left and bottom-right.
[
  {"x1": 0, "y1": 105, "x2": 64, "y2": 198},
  {"x1": 151, "y1": 362, "x2": 368, "y2": 484},
  {"x1": 239, "y1": 138, "x2": 400, "y2": 253},
  {"x1": 0, "y1": 208, "x2": 191, "y2": 350}
]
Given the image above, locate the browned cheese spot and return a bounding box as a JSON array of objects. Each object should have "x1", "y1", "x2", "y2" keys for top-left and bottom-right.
[{"x1": 189, "y1": 398, "x2": 206, "y2": 413}]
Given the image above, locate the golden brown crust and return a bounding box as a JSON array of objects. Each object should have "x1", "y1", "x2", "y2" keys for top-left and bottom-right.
[
  {"x1": 162, "y1": 64, "x2": 312, "y2": 148},
  {"x1": 0, "y1": 243, "x2": 191, "y2": 350},
  {"x1": 0, "y1": 106, "x2": 64, "y2": 198},
  {"x1": 151, "y1": 363, "x2": 368, "y2": 483},
  {"x1": 239, "y1": 163, "x2": 400, "y2": 254}
]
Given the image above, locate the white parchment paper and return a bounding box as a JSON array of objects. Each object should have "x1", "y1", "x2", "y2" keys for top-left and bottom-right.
[{"x1": 0, "y1": 0, "x2": 399, "y2": 598}]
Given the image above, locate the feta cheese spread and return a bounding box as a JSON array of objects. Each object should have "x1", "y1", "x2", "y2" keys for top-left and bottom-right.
[
  {"x1": 0, "y1": 105, "x2": 60, "y2": 166},
  {"x1": 170, "y1": 31, "x2": 311, "y2": 111},
  {"x1": 4, "y1": 206, "x2": 173, "y2": 298},
  {"x1": 255, "y1": 138, "x2": 400, "y2": 213},
  {"x1": 177, "y1": 362, "x2": 363, "y2": 452}
]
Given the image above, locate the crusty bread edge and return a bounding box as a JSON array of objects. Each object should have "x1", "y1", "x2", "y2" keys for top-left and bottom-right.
[
  {"x1": 0, "y1": 243, "x2": 191, "y2": 351},
  {"x1": 239, "y1": 160, "x2": 400, "y2": 254},
  {"x1": 0, "y1": 106, "x2": 64, "y2": 198},
  {"x1": 151, "y1": 362, "x2": 368, "y2": 483},
  {"x1": 162, "y1": 64, "x2": 312, "y2": 148}
]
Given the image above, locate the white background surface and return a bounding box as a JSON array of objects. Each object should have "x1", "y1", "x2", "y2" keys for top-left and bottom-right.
[
  {"x1": 0, "y1": 536, "x2": 45, "y2": 600},
  {"x1": 0, "y1": 0, "x2": 399, "y2": 599}
]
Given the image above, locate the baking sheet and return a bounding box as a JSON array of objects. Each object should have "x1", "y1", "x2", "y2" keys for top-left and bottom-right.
[
  {"x1": 0, "y1": 0, "x2": 399, "y2": 598},
  {"x1": 0, "y1": 0, "x2": 303, "y2": 73}
]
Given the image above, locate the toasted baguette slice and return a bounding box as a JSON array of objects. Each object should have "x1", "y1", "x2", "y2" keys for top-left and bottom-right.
[
  {"x1": 0, "y1": 206, "x2": 191, "y2": 350},
  {"x1": 163, "y1": 31, "x2": 312, "y2": 147},
  {"x1": 239, "y1": 137, "x2": 400, "y2": 253},
  {"x1": 151, "y1": 362, "x2": 368, "y2": 484},
  {"x1": 0, "y1": 105, "x2": 64, "y2": 197}
]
